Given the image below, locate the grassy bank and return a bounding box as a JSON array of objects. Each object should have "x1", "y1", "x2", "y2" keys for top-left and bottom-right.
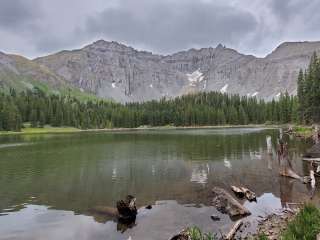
[
  {"x1": 281, "y1": 204, "x2": 320, "y2": 240},
  {"x1": 257, "y1": 204, "x2": 320, "y2": 240},
  {"x1": 0, "y1": 126, "x2": 80, "y2": 135},
  {"x1": 0, "y1": 124, "x2": 280, "y2": 136},
  {"x1": 292, "y1": 125, "x2": 313, "y2": 138},
  {"x1": 184, "y1": 205, "x2": 320, "y2": 240}
]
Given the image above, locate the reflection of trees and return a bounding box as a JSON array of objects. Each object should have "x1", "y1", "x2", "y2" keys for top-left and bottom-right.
[
  {"x1": 0, "y1": 129, "x2": 313, "y2": 219},
  {"x1": 279, "y1": 177, "x2": 294, "y2": 208}
]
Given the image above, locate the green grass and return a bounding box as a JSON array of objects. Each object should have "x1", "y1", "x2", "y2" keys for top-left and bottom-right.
[
  {"x1": 293, "y1": 125, "x2": 313, "y2": 138},
  {"x1": 281, "y1": 204, "x2": 320, "y2": 240},
  {"x1": 257, "y1": 234, "x2": 268, "y2": 240},
  {"x1": 0, "y1": 125, "x2": 80, "y2": 135},
  {"x1": 187, "y1": 227, "x2": 215, "y2": 240}
]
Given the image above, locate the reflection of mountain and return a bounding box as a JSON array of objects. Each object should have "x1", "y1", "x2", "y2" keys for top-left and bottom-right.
[
  {"x1": 0, "y1": 129, "x2": 313, "y2": 218},
  {"x1": 190, "y1": 164, "x2": 209, "y2": 185}
]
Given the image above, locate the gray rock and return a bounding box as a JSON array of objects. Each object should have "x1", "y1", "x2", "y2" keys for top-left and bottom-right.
[{"x1": 2, "y1": 40, "x2": 320, "y2": 103}]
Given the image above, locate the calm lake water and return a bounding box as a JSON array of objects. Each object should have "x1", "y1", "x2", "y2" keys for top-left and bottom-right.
[{"x1": 0, "y1": 128, "x2": 319, "y2": 240}]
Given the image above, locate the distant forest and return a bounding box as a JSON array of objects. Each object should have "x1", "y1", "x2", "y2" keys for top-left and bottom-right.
[{"x1": 1, "y1": 53, "x2": 320, "y2": 132}]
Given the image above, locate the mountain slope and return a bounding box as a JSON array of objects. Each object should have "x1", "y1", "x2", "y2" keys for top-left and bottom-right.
[
  {"x1": 0, "y1": 51, "x2": 98, "y2": 100},
  {"x1": 2, "y1": 40, "x2": 320, "y2": 102},
  {"x1": 34, "y1": 40, "x2": 320, "y2": 102}
]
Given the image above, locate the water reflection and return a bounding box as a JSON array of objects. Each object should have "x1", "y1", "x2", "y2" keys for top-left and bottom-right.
[
  {"x1": 0, "y1": 128, "x2": 316, "y2": 240},
  {"x1": 190, "y1": 164, "x2": 209, "y2": 185}
]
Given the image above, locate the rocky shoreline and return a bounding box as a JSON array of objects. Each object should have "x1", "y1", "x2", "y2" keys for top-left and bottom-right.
[{"x1": 251, "y1": 208, "x2": 299, "y2": 240}]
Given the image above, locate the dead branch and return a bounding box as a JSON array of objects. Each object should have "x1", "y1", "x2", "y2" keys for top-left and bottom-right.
[{"x1": 225, "y1": 220, "x2": 243, "y2": 240}]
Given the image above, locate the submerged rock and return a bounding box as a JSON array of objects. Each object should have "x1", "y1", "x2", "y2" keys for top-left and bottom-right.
[{"x1": 210, "y1": 215, "x2": 221, "y2": 221}]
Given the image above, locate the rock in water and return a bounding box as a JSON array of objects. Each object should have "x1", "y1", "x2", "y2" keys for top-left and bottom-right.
[{"x1": 210, "y1": 215, "x2": 221, "y2": 221}]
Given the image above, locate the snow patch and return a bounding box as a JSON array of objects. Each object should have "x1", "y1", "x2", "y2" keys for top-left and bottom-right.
[
  {"x1": 150, "y1": 84, "x2": 153, "y2": 88},
  {"x1": 220, "y1": 84, "x2": 228, "y2": 94},
  {"x1": 187, "y1": 69, "x2": 204, "y2": 87},
  {"x1": 112, "y1": 82, "x2": 116, "y2": 88},
  {"x1": 276, "y1": 92, "x2": 281, "y2": 98}
]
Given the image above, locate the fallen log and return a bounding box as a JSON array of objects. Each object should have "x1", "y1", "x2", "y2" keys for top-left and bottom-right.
[
  {"x1": 91, "y1": 206, "x2": 118, "y2": 218},
  {"x1": 241, "y1": 187, "x2": 256, "y2": 202},
  {"x1": 231, "y1": 186, "x2": 256, "y2": 201},
  {"x1": 279, "y1": 168, "x2": 301, "y2": 179},
  {"x1": 91, "y1": 195, "x2": 137, "y2": 223},
  {"x1": 225, "y1": 220, "x2": 243, "y2": 240},
  {"x1": 303, "y1": 157, "x2": 320, "y2": 162},
  {"x1": 212, "y1": 187, "x2": 250, "y2": 218},
  {"x1": 231, "y1": 186, "x2": 245, "y2": 198}
]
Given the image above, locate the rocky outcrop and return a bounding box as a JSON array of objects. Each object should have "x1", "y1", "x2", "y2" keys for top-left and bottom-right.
[
  {"x1": 34, "y1": 40, "x2": 320, "y2": 102},
  {"x1": 2, "y1": 40, "x2": 320, "y2": 102}
]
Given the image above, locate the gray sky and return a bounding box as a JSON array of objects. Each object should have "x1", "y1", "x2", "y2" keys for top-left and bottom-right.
[{"x1": 1, "y1": 0, "x2": 320, "y2": 59}]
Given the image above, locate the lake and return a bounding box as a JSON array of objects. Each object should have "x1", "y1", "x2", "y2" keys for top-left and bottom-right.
[{"x1": 0, "y1": 128, "x2": 318, "y2": 240}]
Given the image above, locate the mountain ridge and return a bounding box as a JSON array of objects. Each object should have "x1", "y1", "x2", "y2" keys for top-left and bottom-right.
[{"x1": 2, "y1": 40, "x2": 320, "y2": 102}]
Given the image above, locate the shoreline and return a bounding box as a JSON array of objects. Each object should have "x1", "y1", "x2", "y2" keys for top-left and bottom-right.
[{"x1": 0, "y1": 124, "x2": 282, "y2": 136}]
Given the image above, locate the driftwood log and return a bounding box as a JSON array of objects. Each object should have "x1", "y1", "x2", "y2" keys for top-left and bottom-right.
[
  {"x1": 277, "y1": 140, "x2": 301, "y2": 179},
  {"x1": 225, "y1": 220, "x2": 243, "y2": 240},
  {"x1": 212, "y1": 187, "x2": 250, "y2": 218},
  {"x1": 231, "y1": 186, "x2": 256, "y2": 202},
  {"x1": 91, "y1": 195, "x2": 137, "y2": 223},
  {"x1": 231, "y1": 186, "x2": 245, "y2": 198}
]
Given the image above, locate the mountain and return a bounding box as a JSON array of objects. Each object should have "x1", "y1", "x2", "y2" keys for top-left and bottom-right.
[
  {"x1": 2, "y1": 40, "x2": 320, "y2": 102},
  {"x1": 0, "y1": 51, "x2": 98, "y2": 100}
]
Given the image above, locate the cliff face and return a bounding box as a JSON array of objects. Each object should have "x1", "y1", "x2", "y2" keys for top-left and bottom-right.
[{"x1": 2, "y1": 40, "x2": 320, "y2": 102}]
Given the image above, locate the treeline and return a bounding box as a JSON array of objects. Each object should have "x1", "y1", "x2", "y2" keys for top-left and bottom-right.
[
  {"x1": 0, "y1": 86, "x2": 299, "y2": 132},
  {"x1": 297, "y1": 52, "x2": 320, "y2": 124}
]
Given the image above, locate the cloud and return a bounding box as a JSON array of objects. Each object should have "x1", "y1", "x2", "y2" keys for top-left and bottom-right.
[
  {"x1": 82, "y1": 0, "x2": 258, "y2": 54},
  {"x1": 0, "y1": 0, "x2": 41, "y2": 29},
  {"x1": 1, "y1": 0, "x2": 320, "y2": 58}
]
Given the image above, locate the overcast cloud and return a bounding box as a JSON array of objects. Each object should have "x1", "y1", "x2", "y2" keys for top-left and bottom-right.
[{"x1": 0, "y1": 0, "x2": 320, "y2": 58}]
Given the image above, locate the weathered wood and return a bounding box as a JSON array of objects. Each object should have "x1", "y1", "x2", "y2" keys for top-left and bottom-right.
[
  {"x1": 303, "y1": 157, "x2": 320, "y2": 162},
  {"x1": 116, "y1": 195, "x2": 137, "y2": 221},
  {"x1": 231, "y1": 186, "x2": 256, "y2": 201},
  {"x1": 225, "y1": 220, "x2": 243, "y2": 240},
  {"x1": 280, "y1": 168, "x2": 301, "y2": 179},
  {"x1": 91, "y1": 195, "x2": 137, "y2": 223},
  {"x1": 311, "y1": 170, "x2": 316, "y2": 189},
  {"x1": 212, "y1": 187, "x2": 251, "y2": 217},
  {"x1": 241, "y1": 187, "x2": 257, "y2": 202},
  {"x1": 278, "y1": 140, "x2": 301, "y2": 179},
  {"x1": 91, "y1": 206, "x2": 118, "y2": 217},
  {"x1": 231, "y1": 186, "x2": 245, "y2": 198}
]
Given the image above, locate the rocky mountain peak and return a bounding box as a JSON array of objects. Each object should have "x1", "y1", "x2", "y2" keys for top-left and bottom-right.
[
  {"x1": 2, "y1": 40, "x2": 320, "y2": 103},
  {"x1": 266, "y1": 41, "x2": 320, "y2": 60}
]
